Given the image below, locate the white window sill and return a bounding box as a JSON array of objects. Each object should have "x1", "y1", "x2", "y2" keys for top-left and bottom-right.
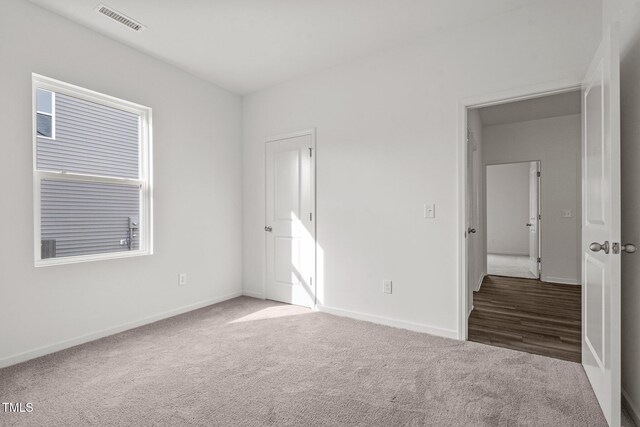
[{"x1": 35, "y1": 250, "x2": 152, "y2": 267}]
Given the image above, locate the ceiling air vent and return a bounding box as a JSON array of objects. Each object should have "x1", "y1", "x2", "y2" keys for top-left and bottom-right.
[{"x1": 95, "y1": 4, "x2": 146, "y2": 32}]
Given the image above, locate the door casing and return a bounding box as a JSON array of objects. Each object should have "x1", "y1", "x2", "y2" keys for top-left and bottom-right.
[{"x1": 457, "y1": 81, "x2": 581, "y2": 340}]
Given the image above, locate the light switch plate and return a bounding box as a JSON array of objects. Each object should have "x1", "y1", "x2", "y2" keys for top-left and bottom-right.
[
  {"x1": 383, "y1": 280, "x2": 392, "y2": 294},
  {"x1": 561, "y1": 209, "x2": 573, "y2": 218},
  {"x1": 179, "y1": 273, "x2": 187, "y2": 286},
  {"x1": 424, "y1": 203, "x2": 435, "y2": 219}
]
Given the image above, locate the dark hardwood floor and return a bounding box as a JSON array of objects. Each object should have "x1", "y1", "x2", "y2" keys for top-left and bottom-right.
[{"x1": 468, "y1": 275, "x2": 582, "y2": 363}]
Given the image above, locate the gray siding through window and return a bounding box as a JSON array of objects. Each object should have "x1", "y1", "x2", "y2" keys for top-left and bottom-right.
[
  {"x1": 36, "y1": 90, "x2": 142, "y2": 259},
  {"x1": 41, "y1": 180, "x2": 140, "y2": 258},
  {"x1": 37, "y1": 92, "x2": 140, "y2": 179}
]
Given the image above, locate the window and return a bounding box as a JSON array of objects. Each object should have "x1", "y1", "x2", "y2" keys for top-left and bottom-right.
[
  {"x1": 36, "y1": 88, "x2": 55, "y2": 139},
  {"x1": 33, "y1": 74, "x2": 152, "y2": 266}
]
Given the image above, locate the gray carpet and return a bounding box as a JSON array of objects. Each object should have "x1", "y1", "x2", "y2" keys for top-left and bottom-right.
[{"x1": 0, "y1": 296, "x2": 608, "y2": 426}]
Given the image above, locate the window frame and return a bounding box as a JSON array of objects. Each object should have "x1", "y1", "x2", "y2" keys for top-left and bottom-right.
[
  {"x1": 32, "y1": 73, "x2": 153, "y2": 267},
  {"x1": 35, "y1": 88, "x2": 56, "y2": 140}
]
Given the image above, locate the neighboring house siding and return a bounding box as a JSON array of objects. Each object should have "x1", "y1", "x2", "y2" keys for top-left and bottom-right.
[
  {"x1": 41, "y1": 180, "x2": 140, "y2": 257},
  {"x1": 37, "y1": 93, "x2": 141, "y2": 258},
  {"x1": 37, "y1": 93, "x2": 139, "y2": 178}
]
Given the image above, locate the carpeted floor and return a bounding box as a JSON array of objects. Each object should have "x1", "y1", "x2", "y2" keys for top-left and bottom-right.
[{"x1": 0, "y1": 296, "x2": 608, "y2": 426}]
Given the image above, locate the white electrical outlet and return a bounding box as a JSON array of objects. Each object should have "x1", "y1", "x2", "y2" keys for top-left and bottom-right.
[
  {"x1": 179, "y1": 273, "x2": 187, "y2": 286},
  {"x1": 383, "y1": 280, "x2": 392, "y2": 294}
]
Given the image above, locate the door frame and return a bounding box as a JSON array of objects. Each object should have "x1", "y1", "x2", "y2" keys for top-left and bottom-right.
[
  {"x1": 263, "y1": 128, "x2": 317, "y2": 307},
  {"x1": 457, "y1": 80, "x2": 580, "y2": 340},
  {"x1": 484, "y1": 160, "x2": 542, "y2": 279}
]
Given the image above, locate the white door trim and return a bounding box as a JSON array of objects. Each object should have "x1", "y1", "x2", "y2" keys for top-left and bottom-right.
[
  {"x1": 457, "y1": 80, "x2": 581, "y2": 340},
  {"x1": 263, "y1": 128, "x2": 317, "y2": 306}
]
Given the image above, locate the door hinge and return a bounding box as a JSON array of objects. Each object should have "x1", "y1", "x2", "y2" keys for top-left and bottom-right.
[
  {"x1": 538, "y1": 214, "x2": 541, "y2": 220},
  {"x1": 537, "y1": 171, "x2": 541, "y2": 177},
  {"x1": 309, "y1": 212, "x2": 313, "y2": 221},
  {"x1": 310, "y1": 277, "x2": 313, "y2": 286},
  {"x1": 309, "y1": 147, "x2": 313, "y2": 157},
  {"x1": 537, "y1": 257, "x2": 541, "y2": 263}
]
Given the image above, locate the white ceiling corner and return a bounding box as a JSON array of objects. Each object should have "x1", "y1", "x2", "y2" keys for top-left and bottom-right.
[{"x1": 29, "y1": 0, "x2": 555, "y2": 94}]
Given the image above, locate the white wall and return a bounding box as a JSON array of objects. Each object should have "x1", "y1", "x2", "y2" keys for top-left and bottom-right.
[
  {"x1": 486, "y1": 163, "x2": 531, "y2": 256},
  {"x1": 0, "y1": 0, "x2": 243, "y2": 366},
  {"x1": 620, "y1": 6, "x2": 640, "y2": 423},
  {"x1": 607, "y1": 0, "x2": 640, "y2": 422},
  {"x1": 242, "y1": 1, "x2": 600, "y2": 336},
  {"x1": 482, "y1": 115, "x2": 581, "y2": 285}
]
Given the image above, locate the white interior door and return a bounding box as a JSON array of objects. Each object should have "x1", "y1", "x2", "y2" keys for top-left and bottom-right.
[
  {"x1": 265, "y1": 131, "x2": 315, "y2": 308},
  {"x1": 528, "y1": 162, "x2": 540, "y2": 278},
  {"x1": 581, "y1": 27, "x2": 621, "y2": 427},
  {"x1": 466, "y1": 132, "x2": 476, "y2": 291}
]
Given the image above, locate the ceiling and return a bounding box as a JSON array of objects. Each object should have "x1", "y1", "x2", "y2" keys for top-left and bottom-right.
[
  {"x1": 28, "y1": 0, "x2": 540, "y2": 94},
  {"x1": 477, "y1": 90, "x2": 582, "y2": 127}
]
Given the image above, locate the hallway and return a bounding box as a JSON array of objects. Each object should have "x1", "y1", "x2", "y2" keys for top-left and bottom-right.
[
  {"x1": 487, "y1": 254, "x2": 538, "y2": 279},
  {"x1": 469, "y1": 275, "x2": 581, "y2": 363}
]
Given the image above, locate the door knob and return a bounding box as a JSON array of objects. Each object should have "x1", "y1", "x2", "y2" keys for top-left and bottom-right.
[
  {"x1": 526, "y1": 223, "x2": 532, "y2": 227},
  {"x1": 622, "y1": 243, "x2": 637, "y2": 254},
  {"x1": 467, "y1": 228, "x2": 477, "y2": 234},
  {"x1": 264, "y1": 226, "x2": 272, "y2": 232},
  {"x1": 589, "y1": 241, "x2": 610, "y2": 254}
]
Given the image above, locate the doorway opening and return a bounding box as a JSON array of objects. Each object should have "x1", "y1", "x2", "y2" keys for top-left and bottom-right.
[
  {"x1": 458, "y1": 28, "x2": 623, "y2": 426},
  {"x1": 485, "y1": 161, "x2": 540, "y2": 280},
  {"x1": 463, "y1": 89, "x2": 583, "y2": 362}
]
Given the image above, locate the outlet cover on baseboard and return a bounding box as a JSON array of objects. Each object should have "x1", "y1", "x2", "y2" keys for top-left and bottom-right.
[
  {"x1": 179, "y1": 273, "x2": 187, "y2": 286},
  {"x1": 383, "y1": 280, "x2": 392, "y2": 294}
]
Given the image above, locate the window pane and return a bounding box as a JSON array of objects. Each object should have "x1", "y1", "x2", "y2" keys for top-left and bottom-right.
[
  {"x1": 37, "y1": 113, "x2": 53, "y2": 138},
  {"x1": 36, "y1": 92, "x2": 140, "y2": 179},
  {"x1": 40, "y1": 179, "x2": 140, "y2": 258},
  {"x1": 36, "y1": 89, "x2": 53, "y2": 114}
]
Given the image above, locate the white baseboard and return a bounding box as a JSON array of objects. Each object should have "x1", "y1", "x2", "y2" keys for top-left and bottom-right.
[
  {"x1": 475, "y1": 274, "x2": 485, "y2": 292},
  {"x1": 242, "y1": 290, "x2": 266, "y2": 299},
  {"x1": 541, "y1": 276, "x2": 580, "y2": 285},
  {"x1": 316, "y1": 304, "x2": 458, "y2": 340},
  {"x1": 623, "y1": 388, "x2": 640, "y2": 427},
  {"x1": 0, "y1": 291, "x2": 242, "y2": 369}
]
